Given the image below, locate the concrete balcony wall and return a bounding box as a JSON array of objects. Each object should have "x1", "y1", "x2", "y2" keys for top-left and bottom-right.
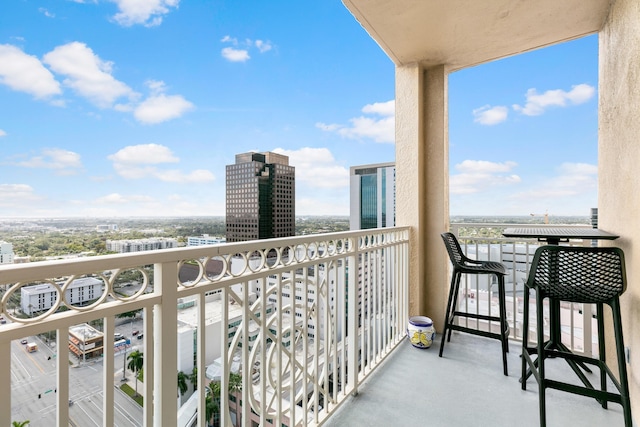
[{"x1": 599, "y1": 0, "x2": 640, "y2": 418}]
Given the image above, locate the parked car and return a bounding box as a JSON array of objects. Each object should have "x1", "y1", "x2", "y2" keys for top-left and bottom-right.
[
  {"x1": 137, "y1": 333, "x2": 143, "y2": 340},
  {"x1": 132, "y1": 330, "x2": 139, "y2": 336},
  {"x1": 20, "y1": 339, "x2": 28, "y2": 345}
]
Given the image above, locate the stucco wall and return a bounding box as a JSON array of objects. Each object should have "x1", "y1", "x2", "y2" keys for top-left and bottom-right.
[
  {"x1": 395, "y1": 64, "x2": 449, "y2": 328},
  {"x1": 599, "y1": 0, "x2": 640, "y2": 420}
]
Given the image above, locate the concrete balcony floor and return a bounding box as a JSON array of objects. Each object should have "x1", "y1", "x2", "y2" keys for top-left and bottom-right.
[{"x1": 325, "y1": 333, "x2": 632, "y2": 427}]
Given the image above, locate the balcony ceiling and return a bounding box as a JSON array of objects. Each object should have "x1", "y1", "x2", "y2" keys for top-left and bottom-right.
[{"x1": 343, "y1": 0, "x2": 612, "y2": 70}]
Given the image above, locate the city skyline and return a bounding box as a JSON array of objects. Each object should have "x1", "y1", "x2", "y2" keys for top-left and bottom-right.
[{"x1": 0, "y1": 1, "x2": 597, "y2": 218}]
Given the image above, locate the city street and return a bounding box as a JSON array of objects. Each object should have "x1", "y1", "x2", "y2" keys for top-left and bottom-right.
[{"x1": 11, "y1": 317, "x2": 145, "y2": 426}]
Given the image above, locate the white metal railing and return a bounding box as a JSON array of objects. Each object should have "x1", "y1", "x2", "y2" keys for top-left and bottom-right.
[
  {"x1": 0, "y1": 227, "x2": 409, "y2": 427},
  {"x1": 449, "y1": 223, "x2": 601, "y2": 357}
]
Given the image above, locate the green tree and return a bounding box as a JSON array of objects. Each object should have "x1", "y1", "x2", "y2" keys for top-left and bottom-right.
[
  {"x1": 177, "y1": 370, "x2": 189, "y2": 397},
  {"x1": 127, "y1": 350, "x2": 144, "y2": 396},
  {"x1": 206, "y1": 381, "x2": 221, "y2": 427},
  {"x1": 12, "y1": 421, "x2": 30, "y2": 427},
  {"x1": 116, "y1": 309, "x2": 141, "y2": 319},
  {"x1": 228, "y1": 373, "x2": 243, "y2": 427},
  {"x1": 189, "y1": 367, "x2": 198, "y2": 391}
]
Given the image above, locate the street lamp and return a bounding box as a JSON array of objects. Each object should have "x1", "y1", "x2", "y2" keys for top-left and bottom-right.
[{"x1": 122, "y1": 344, "x2": 127, "y2": 382}]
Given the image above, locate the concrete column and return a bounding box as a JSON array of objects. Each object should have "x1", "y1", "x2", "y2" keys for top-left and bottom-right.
[
  {"x1": 599, "y1": 0, "x2": 640, "y2": 418},
  {"x1": 395, "y1": 64, "x2": 449, "y2": 328}
]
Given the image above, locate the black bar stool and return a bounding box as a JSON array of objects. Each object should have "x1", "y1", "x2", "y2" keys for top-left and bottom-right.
[
  {"x1": 521, "y1": 245, "x2": 632, "y2": 426},
  {"x1": 439, "y1": 232, "x2": 510, "y2": 376}
]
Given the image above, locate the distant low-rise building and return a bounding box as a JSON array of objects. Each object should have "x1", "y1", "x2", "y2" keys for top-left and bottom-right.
[
  {"x1": 21, "y1": 277, "x2": 103, "y2": 315},
  {"x1": 106, "y1": 237, "x2": 178, "y2": 253},
  {"x1": 187, "y1": 235, "x2": 226, "y2": 246},
  {"x1": 0, "y1": 241, "x2": 14, "y2": 264},
  {"x1": 96, "y1": 224, "x2": 118, "y2": 232},
  {"x1": 69, "y1": 323, "x2": 104, "y2": 360}
]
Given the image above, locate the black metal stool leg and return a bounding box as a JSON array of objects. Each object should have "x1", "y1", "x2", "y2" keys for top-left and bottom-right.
[
  {"x1": 439, "y1": 272, "x2": 459, "y2": 357},
  {"x1": 521, "y1": 282, "x2": 530, "y2": 389},
  {"x1": 497, "y1": 276, "x2": 508, "y2": 375},
  {"x1": 612, "y1": 300, "x2": 633, "y2": 427},
  {"x1": 536, "y1": 290, "x2": 547, "y2": 427},
  {"x1": 447, "y1": 273, "x2": 463, "y2": 342},
  {"x1": 597, "y1": 303, "x2": 608, "y2": 409}
]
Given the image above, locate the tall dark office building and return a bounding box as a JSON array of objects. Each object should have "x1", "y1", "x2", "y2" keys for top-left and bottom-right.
[{"x1": 226, "y1": 152, "x2": 295, "y2": 242}]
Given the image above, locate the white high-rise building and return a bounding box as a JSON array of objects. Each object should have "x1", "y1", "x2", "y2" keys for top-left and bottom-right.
[{"x1": 349, "y1": 162, "x2": 395, "y2": 230}]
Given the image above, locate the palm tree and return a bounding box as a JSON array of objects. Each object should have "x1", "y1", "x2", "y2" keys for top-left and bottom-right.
[
  {"x1": 189, "y1": 367, "x2": 198, "y2": 391},
  {"x1": 177, "y1": 370, "x2": 189, "y2": 397},
  {"x1": 127, "y1": 350, "x2": 144, "y2": 396},
  {"x1": 206, "y1": 381, "x2": 221, "y2": 427},
  {"x1": 228, "y1": 373, "x2": 243, "y2": 427},
  {"x1": 12, "y1": 421, "x2": 30, "y2": 427}
]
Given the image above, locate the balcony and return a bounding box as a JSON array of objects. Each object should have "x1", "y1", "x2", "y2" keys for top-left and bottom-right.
[
  {"x1": 325, "y1": 335, "x2": 628, "y2": 427},
  {"x1": 1, "y1": 228, "x2": 411, "y2": 426},
  {"x1": 2, "y1": 225, "x2": 633, "y2": 426}
]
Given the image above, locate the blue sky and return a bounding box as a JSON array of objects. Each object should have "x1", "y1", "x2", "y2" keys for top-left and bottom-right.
[{"x1": 0, "y1": 1, "x2": 598, "y2": 218}]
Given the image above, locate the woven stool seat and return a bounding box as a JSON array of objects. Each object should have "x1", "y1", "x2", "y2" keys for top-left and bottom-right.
[{"x1": 521, "y1": 245, "x2": 632, "y2": 426}]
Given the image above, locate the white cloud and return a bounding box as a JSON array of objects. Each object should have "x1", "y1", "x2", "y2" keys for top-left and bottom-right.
[
  {"x1": 145, "y1": 79, "x2": 167, "y2": 95},
  {"x1": 0, "y1": 129, "x2": 6, "y2": 137},
  {"x1": 39, "y1": 8, "x2": 55, "y2": 18},
  {"x1": 15, "y1": 148, "x2": 83, "y2": 175},
  {"x1": 108, "y1": 144, "x2": 215, "y2": 183},
  {"x1": 155, "y1": 169, "x2": 215, "y2": 183},
  {"x1": 473, "y1": 105, "x2": 508, "y2": 125},
  {"x1": 43, "y1": 42, "x2": 135, "y2": 108},
  {"x1": 296, "y1": 197, "x2": 349, "y2": 216},
  {"x1": 456, "y1": 160, "x2": 517, "y2": 174},
  {"x1": 255, "y1": 40, "x2": 273, "y2": 53},
  {"x1": 273, "y1": 147, "x2": 349, "y2": 189},
  {"x1": 221, "y1": 47, "x2": 250, "y2": 62},
  {"x1": 111, "y1": 0, "x2": 180, "y2": 27},
  {"x1": 87, "y1": 193, "x2": 224, "y2": 217},
  {"x1": 451, "y1": 160, "x2": 520, "y2": 194},
  {"x1": 220, "y1": 36, "x2": 274, "y2": 62},
  {"x1": 4, "y1": 43, "x2": 190, "y2": 123},
  {"x1": 109, "y1": 143, "x2": 178, "y2": 165},
  {"x1": 509, "y1": 162, "x2": 597, "y2": 210},
  {"x1": 221, "y1": 35, "x2": 237, "y2": 44},
  {"x1": 512, "y1": 84, "x2": 595, "y2": 116},
  {"x1": 317, "y1": 100, "x2": 395, "y2": 144},
  {"x1": 362, "y1": 101, "x2": 395, "y2": 116},
  {"x1": 557, "y1": 162, "x2": 598, "y2": 176},
  {"x1": 95, "y1": 193, "x2": 154, "y2": 204},
  {"x1": 0, "y1": 44, "x2": 62, "y2": 100},
  {"x1": 134, "y1": 93, "x2": 194, "y2": 124},
  {"x1": 0, "y1": 184, "x2": 42, "y2": 206}
]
